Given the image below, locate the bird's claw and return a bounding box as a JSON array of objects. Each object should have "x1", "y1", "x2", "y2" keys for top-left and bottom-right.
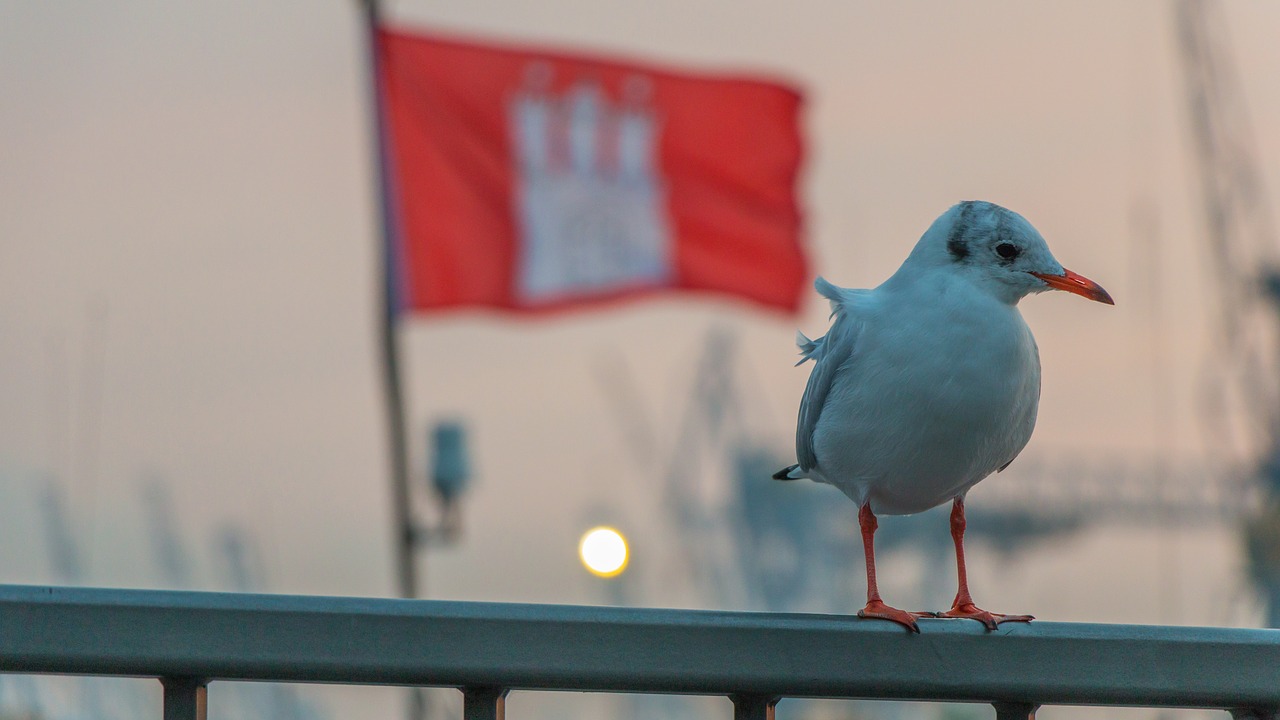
[
  {"x1": 937, "y1": 602, "x2": 1034, "y2": 631},
  {"x1": 858, "y1": 601, "x2": 934, "y2": 633}
]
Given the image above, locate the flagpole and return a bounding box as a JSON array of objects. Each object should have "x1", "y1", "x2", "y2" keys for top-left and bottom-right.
[
  {"x1": 356, "y1": 0, "x2": 419, "y2": 604},
  {"x1": 357, "y1": 3, "x2": 429, "y2": 719}
]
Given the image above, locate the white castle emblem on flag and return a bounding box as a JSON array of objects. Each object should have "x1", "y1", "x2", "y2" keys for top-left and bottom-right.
[{"x1": 509, "y1": 63, "x2": 673, "y2": 302}]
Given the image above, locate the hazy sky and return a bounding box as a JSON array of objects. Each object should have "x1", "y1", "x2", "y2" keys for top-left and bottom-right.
[{"x1": 5, "y1": 0, "x2": 1280, "y2": 667}]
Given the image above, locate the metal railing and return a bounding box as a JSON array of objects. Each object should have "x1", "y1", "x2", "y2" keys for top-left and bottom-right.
[{"x1": 2, "y1": 584, "x2": 1279, "y2": 720}]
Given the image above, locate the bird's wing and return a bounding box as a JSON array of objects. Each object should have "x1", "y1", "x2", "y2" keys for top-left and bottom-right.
[{"x1": 796, "y1": 277, "x2": 866, "y2": 472}]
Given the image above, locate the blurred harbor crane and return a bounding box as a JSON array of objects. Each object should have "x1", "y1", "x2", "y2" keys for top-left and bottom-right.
[
  {"x1": 1176, "y1": 0, "x2": 1280, "y2": 627},
  {"x1": 140, "y1": 478, "x2": 195, "y2": 589}
]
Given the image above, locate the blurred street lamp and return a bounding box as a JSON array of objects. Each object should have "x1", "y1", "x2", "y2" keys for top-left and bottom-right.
[{"x1": 417, "y1": 420, "x2": 470, "y2": 545}]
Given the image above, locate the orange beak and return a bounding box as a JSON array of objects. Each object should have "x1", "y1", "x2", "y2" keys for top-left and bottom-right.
[{"x1": 1030, "y1": 268, "x2": 1114, "y2": 305}]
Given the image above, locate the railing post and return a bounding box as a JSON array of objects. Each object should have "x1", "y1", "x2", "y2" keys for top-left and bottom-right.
[
  {"x1": 161, "y1": 677, "x2": 207, "y2": 720},
  {"x1": 731, "y1": 694, "x2": 779, "y2": 720},
  {"x1": 992, "y1": 701, "x2": 1038, "y2": 720},
  {"x1": 462, "y1": 686, "x2": 508, "y2": 720}
]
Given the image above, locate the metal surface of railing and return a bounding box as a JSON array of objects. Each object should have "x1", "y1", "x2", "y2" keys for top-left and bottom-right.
[{"x1": 2, "y1": 584, "x2": 1279, "y2": 720}]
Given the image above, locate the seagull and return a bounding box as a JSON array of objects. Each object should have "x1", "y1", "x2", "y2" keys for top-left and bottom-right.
[{"x1": 774, "y1": 201, "x2": 1113, "y2": 632}]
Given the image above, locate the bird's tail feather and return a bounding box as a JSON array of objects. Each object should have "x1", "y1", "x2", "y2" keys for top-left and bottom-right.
[{"x1": 772, "y1": 464, "x2": 803, "y2": 481}]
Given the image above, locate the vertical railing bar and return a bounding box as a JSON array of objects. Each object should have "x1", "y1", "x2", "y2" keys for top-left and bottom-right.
[
  {"x1": 462, "y1": 686, "x2": 508, "y2": 720},
  {"x1": 160, "y1": 677, "x2": 207, "y2": 720},
  {"x1": 731, "y1": 694, "x2": 779, "y2": 720},
  {"x1": 992, "y1": 701, "x2": 1038, "y2": 720}
]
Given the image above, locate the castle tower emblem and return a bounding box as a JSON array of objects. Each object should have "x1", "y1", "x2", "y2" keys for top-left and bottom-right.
[{"x1": 509, "y1": 63, "x2": 673, "y2": 302}]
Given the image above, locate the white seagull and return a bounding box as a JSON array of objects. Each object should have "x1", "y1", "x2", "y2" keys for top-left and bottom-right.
[{"x1": 774, "y1": 201, "x2": 1113, "y2": 632}]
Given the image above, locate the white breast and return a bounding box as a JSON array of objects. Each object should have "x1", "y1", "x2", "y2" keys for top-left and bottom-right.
[{"x1": 809, "y1": 278, "x2": 1041, "y2": 515}]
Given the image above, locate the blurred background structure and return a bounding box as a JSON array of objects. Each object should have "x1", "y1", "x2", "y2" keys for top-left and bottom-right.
[{"x1": 4, "y1": 1, "x2": 1280, "y2": 719}]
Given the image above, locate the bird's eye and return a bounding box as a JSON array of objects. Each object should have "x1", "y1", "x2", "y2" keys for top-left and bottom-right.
[{"x1": 995, "y1": 243, "x2": 1019, "y2": 260}]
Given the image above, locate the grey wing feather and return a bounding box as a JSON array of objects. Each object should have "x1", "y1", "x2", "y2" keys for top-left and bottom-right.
[
  {"x1": 794, "y1": 331, "x2": 818, "y2": 365},
  {"x1": 795, "y1": 277, "x2": 864, "y2": 472}
]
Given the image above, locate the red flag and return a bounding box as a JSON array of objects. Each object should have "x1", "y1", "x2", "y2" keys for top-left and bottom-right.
[{"x1": 376, "y1": 27, "x2": 807, "y2": 315}]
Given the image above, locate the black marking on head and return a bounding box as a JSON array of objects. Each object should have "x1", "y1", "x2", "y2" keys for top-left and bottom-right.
[
  {"x1": 947, "y1": 202, "x2": 978, "y2": 262},
  {"x1": 991, "y1": 207, "x2": 1019, "y2": 264}
]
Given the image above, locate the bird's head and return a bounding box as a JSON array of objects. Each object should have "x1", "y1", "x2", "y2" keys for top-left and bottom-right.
[{"x1": 907, "y1": 200, "x2": 1114, "y2": 306}]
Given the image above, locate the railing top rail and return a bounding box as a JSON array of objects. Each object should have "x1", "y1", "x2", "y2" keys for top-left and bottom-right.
[{"x1": 2, "y1": 584, "x2": 1278, "y2": 710}]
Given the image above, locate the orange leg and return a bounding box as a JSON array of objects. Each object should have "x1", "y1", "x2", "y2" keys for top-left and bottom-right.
[
  {"x1": 936, "y1": 497, "x2": 1034, "y2": 630},
  {"x1": 856, "y1": 503, "x2": 934, "y2": 633}
]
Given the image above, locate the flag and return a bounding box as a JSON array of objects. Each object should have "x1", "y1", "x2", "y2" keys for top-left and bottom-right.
[{"x1": 375, "y1": 27, "x2": 807, "y2": 315}]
